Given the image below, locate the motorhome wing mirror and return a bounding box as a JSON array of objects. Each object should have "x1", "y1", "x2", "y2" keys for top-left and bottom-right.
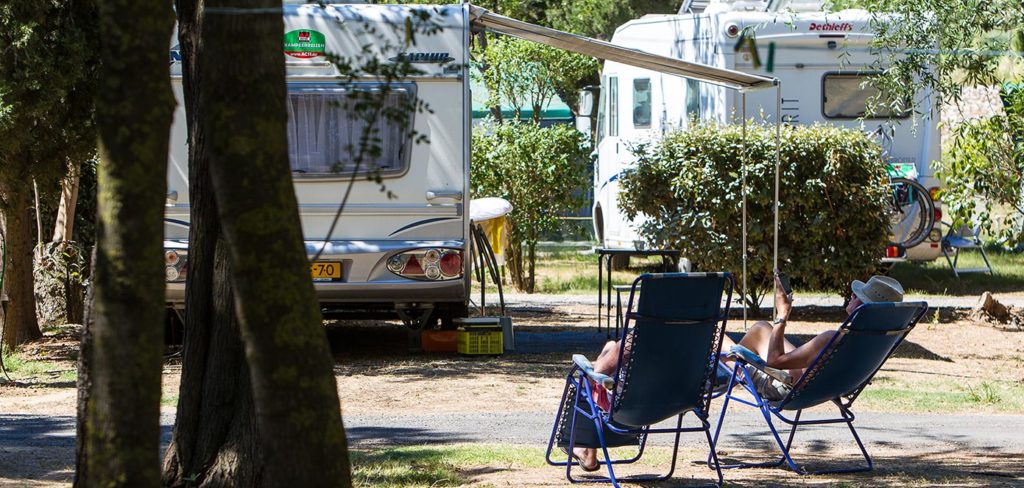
[{"x1": 578, "y1": 89, "x2": 595, "y2": 117}]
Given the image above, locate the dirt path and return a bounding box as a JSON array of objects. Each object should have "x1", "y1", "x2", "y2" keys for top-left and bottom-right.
[{"x1": 1, "y1": 301, "x2": 1022, "y2": 487}]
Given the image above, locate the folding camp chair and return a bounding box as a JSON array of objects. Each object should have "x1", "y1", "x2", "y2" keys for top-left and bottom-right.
[
  {"x1": 942, "y1": 223, "x2": 993, "y2": 278},
  {"x1": 710, "y1": 301, "x2": 928, "y2": 475},
  {"x1": 545, "y1": 272, "x2": 734, "y2": 487}
]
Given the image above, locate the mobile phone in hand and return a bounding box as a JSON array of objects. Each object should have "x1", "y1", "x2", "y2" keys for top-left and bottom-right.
[{"x1": 776, "y1": 272, "x2": 793, "y2": 299}]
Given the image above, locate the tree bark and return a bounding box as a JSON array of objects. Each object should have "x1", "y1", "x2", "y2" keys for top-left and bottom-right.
[
  {"x1": 201, "y1": 0, "x2": 351, "y2": 484},
  {"x1": 162, "y1": 1, "x2": 264, "y2": 484},
  {"x1": 0, "y1": 182, "x2": 42, "y2": 349},
  {"x1": 52, "y1": 169, "x2": 81, "y2": 243},
  {"x1": 85, "y1": 0, "x2": 176, "y2": 485},
  {"x1": 73, "y1": 248, "x2": 96, "y2": 488}
]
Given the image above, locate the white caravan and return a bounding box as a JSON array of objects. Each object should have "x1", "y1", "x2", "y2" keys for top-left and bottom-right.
[
  {"x1": 166, "y1": 4, "x2": 474, "y2": 325},
  {"x1": 590, "y1": 0, "x2": 944, "y2": 262},
  {"x1": 164, "y1": 3, "x2": 774, "y2": 326}
]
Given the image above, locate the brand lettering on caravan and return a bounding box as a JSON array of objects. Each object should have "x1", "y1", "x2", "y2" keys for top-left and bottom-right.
[{"x1": 809, "y1": 22, "x2": 853, "y2": 32}]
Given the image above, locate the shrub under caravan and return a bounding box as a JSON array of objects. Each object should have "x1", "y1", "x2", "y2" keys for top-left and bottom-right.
[{"x1": 618, "y1": 123, "x2": 892, "y2": 309}]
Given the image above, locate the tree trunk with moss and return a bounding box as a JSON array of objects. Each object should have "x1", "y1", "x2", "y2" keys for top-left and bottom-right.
[
  {"x1": 0, "y1": 182, "x2": 42, "y2": 349},
  {"x1": 161, "y1": 1, "x2": 264, "y2": 484},
  {"x1": 84, "y1": 0, "x2": 176, "y2": 485},
  {"x1": 201, "y1": 0, "x2": 351, "y2": 485}
]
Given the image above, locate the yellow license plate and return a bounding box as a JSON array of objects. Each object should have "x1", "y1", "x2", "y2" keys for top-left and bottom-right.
[{"x1": 310, "y1": 261, "x2": 343, "y2": 280}]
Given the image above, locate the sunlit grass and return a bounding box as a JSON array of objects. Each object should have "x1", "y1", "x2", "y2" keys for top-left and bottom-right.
[
  {"x1": 1, "y1": 347, "x2": 73, "y2": 382},
  {"x1": 521, "y1": 243, "x2": 1024, "y2": 297},
  {"x1": 856, "y1": 375, "x2": 1024, "y2": 413},
  {"x1": 351, "y1": 444, "x2": 544, "y2": 487}
]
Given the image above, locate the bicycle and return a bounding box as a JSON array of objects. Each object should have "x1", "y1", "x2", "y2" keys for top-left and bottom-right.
[{"x1": 871, "y1": 125, "x2": 935, "y2": 250}]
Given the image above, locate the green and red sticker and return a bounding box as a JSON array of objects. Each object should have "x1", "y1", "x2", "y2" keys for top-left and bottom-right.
[{"x1": 284, "y1": 29, "x2": 325, "y2": 59}]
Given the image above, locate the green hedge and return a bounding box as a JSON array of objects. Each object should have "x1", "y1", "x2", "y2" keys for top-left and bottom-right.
[
  {"x1": 619, "y1": 123, "x2": 892, "y2": 310},
  {"x1": 471, "y1": 122, "x2": 591, "y2": 292}
]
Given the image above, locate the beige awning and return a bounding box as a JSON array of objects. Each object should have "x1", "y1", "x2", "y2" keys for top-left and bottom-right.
[{"x1": 468, "y1": 5, "x2": 777, "y2": 92}]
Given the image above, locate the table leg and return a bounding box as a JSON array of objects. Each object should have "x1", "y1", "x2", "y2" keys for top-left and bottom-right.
[
  {"x1": 615, "y1": 289, "x2": 622, "y2": 340},
  {"x1": 606, "y1": 255, "x2": 613, "y2": 340},
  {"x1": 597, "y1": 254, "x2": 603, "y2": 334}
]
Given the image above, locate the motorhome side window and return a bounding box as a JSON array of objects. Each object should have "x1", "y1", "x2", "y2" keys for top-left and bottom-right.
[
  {"x1": 632, "y1": 78, "x2": 651, "y2": 128},
  {"x1": 286, "y1": 85, "x2": 412, "y2": 176},
  {"x1": 685, "y1": 79, "x2": 701, "y2": 122},
  {"x1": 822, "y1": 73, "x2": 910, "y2": 119},
  {"x1": 608, "y1": 76, "x2": 619, "y2": 137},
  {"x1": 596, "y1": 77, "x2": 607, "y2": 143}
]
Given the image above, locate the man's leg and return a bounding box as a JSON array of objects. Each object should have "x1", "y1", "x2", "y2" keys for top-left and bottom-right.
[{"x1": 734, "y1": 321, "x2": 802, "y2": 379}]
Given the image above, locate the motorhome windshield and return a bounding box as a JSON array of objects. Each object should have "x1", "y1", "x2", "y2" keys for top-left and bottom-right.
[
  {"x1": 286, "y1": 84, "x2": 413, "y2": 176},
  {"x1": 822, "y1": 73, "x2": 910, "y2": 120}
]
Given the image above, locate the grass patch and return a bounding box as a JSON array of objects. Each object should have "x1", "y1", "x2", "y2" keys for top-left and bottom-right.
[
  {"x1": 351, "y1": 444, "x2": 544, "y2": 487},
  {"x1": 1, "y1": 348, "x2": 69, "y2": 380},
  {"x1": 532, "y1": 245, "x2": 677, "y2": 295},
  {"x1": 161, "y1": 393, "x2": 179, "y2": 407},
  {"x1": 857, "y1": 376, "x2": 1024, "y2": 413},
  {"x1": 526, "y1": 243, "x2": 1024, "y2": 297},
  {"x1": 888, "y1": 248, "x2": 1024, "y2": 296}
]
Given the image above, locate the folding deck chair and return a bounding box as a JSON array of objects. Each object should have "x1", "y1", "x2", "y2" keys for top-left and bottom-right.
[
  {"x1": 942, "y1": 223, "x2": 993, "y2": 278},
  {"x1": 545, "y1": 272, "x2": 734, "y2": 488},
  {"x1": 710, "y1": 301, "x2": 929, "y2": 475}
]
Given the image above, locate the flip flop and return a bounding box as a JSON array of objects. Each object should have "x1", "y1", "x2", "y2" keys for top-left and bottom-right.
[{"x1": 561, "y1": 447, "x2": 600, "y2": 472}]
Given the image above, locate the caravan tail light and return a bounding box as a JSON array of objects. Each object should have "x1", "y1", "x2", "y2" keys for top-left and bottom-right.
[
  {"x1": 929, "y1": 186, "x2": 941, "y2": 201},
  {"x1": 387, "y1": 248, "x2": 463, "y2": 281},
  {"x1": 934, "y1": 208, "x2": 942, "y2": 223},
  {"x1": 165, "y1": 250, "x2": 188, "y2": 282},
  {"x1": 885, "y1": 245, "x2": 904, "y2": 258}
]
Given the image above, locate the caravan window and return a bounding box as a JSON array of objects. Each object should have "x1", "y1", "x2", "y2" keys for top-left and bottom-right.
[
  {"x1": 608, "y1": 77, "x2": 619, "y2": 137},
  {"x1": 286, "y1": 84, "x2": 413, "y2": 176},
  {"x1": 632, "y1": 78, "x2": 651, "y2": 128},
  {"x1": 822, "y1": 73, "x2": 910, "y2": 119}
]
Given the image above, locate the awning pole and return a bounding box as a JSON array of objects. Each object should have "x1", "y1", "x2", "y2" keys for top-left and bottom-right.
[
  {"x1": 741, "y1": 93, "x2": 748, "y2": 329},
  {"x1": 772, "y1": 85, "x2": 782, "y2": 318}
]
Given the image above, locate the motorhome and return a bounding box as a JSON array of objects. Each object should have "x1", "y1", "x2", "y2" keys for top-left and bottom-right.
[
  {"x1": 589, "y1": 0, "x2": 944, "y2": 263},
  {"x1": 164, "y1": 2, "x2": 774, "y2": 327}
]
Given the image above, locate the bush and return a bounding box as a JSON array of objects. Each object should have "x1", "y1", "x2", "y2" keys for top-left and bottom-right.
[
  {"x1": 619, "y1": 123, "x2": 892, "y2": 311},
  {"x1": 471, "y1": 122, "x2": 591, "y2": 292},
  {"x1": 939, "y1": 82, "x2": 1024, "y2": 246}
]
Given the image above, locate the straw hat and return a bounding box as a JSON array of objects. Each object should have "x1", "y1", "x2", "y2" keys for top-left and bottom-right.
[{"x1": 851, "y1": 275, "x2": 904, "y2": 303}]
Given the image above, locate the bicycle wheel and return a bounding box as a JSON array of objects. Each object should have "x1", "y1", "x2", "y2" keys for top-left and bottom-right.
[{"x1": 888, "y1": 177, "x2": 934, "y2": 248}]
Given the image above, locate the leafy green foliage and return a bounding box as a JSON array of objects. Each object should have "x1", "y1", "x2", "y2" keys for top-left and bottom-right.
[
  {"x1": 474, "y1": 37, "x2": 598, "y2": 122},
  {"x1": 471, "y1": 122, "x2": 591, "y2": 292},
  {"x1": 860, "y1": 0, "x2": 1024, "y2": 107},
  {"x1": 619, "y1": 123, "x2": 892, "y2": 310},
  {"x1": 939, "y1": 84, "x2": 1024, "y2": 245},
  {"x1": 0, "y1": 0, "x2": 98, "y2": 191}
]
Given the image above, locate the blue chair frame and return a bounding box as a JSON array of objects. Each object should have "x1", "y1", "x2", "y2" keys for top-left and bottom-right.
[
  {"x1": 545, "y1": 272, "x2": 734, "y2": 488},
  {"x1": 709, "y1": 301, "x2": 928, "y2": 475}
]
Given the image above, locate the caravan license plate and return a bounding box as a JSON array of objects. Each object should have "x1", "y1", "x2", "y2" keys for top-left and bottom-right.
[{"x1": 311, "y1": 261, "x2": 343, "y2": 280}]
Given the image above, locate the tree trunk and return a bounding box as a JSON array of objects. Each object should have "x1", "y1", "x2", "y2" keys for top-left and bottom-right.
[
  {"x1": 527, "y1": 239, "x2": 536, "y2": 293},
  {"x1": 73, "y1": 248, "x2": 96, "y2": 488},
  {"x1": 0, "y1": 182, "x2": 42, "y2": 349},
  {"x1": 201, "y1": 0, "x2": 351, "y2": 485},
  {"x1": 162, "y1": 1, "x2": 264, "y2": 483},
  {"x1": 52, "y1": 169, "x2": 81, "y2": 243},
  {"x1": 84, "y1": 0, "x2": 176, "y2": 485}
]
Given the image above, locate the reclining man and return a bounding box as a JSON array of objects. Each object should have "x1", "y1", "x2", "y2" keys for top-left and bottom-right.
[{"x1": 569, "y1": 274, "x2": 906, "y2": 471}]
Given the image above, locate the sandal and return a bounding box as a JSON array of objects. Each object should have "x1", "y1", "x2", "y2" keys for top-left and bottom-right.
[{"x1": 561, "y1": 447, "x2": 600, "y2": 472}]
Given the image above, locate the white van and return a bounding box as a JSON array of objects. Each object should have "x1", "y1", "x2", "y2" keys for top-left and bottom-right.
[
  {"x1": 164, "y1": 3, "x2": 774, "y2": 326},
  {"x1": 590, "y1": 0, "x2": 944, "y2": 262}
]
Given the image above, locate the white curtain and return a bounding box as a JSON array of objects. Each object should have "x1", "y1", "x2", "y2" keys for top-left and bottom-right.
[{"x1": 286, "y1": 89, "x2": 408, "y2": 174}]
